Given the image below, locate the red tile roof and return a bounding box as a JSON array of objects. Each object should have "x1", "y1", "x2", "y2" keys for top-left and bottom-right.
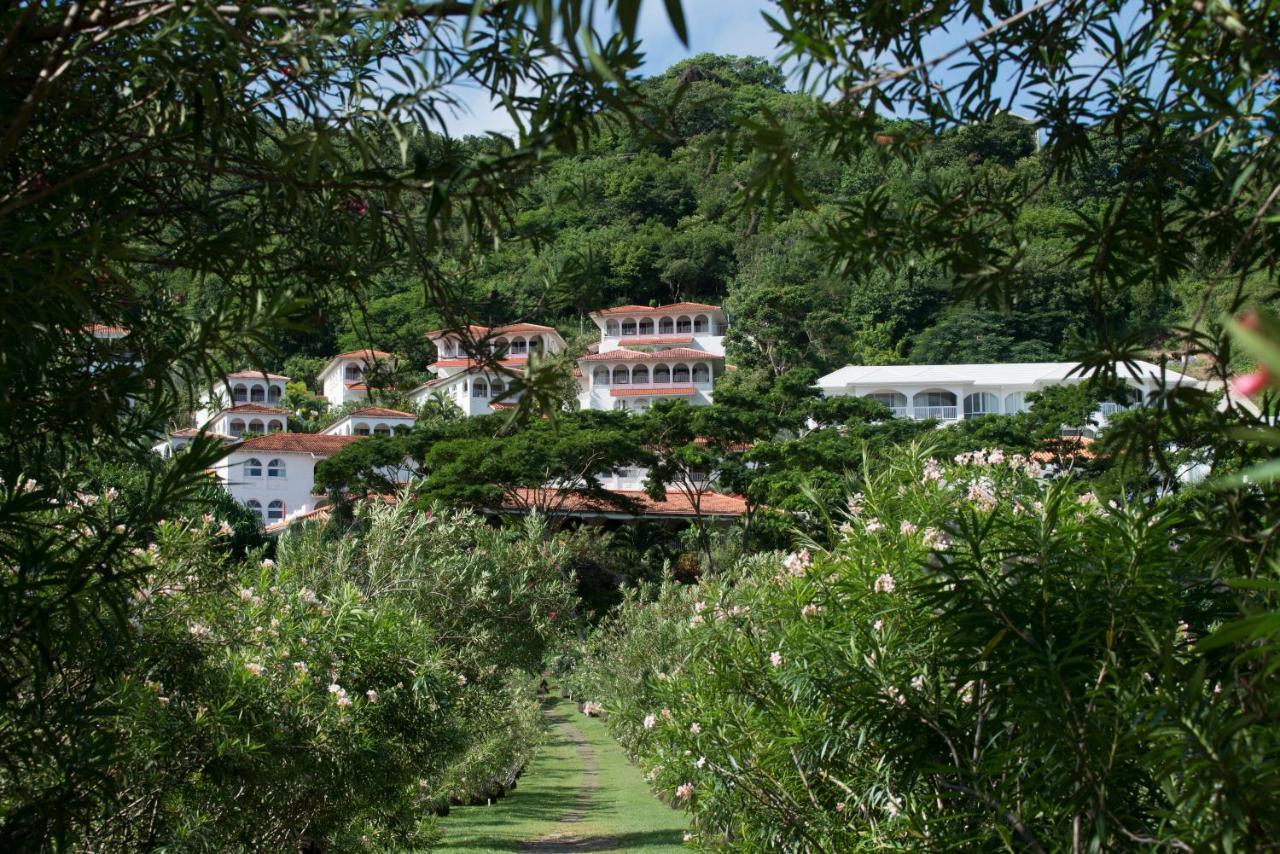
[
  {"x1": 579, "y1": 347, "x2": 722, "y2": 363},
  {"x1": 489, "y1": 402, "x2": 518, "y2": 410},
  {"x1": 345, "y1": 382, "x2": 369, "y2": 390},
  {"x1": 426, "y1": 322, "x2": 559, "y2": 338},
  {"x1": 170, "y1": 427, "x2": 234, "y2": 440},
  {"x1": 610, "y1": 386, "x2": 697, "y2": 397},
  {"x1": 226, "y1": 369, "x2": 289, "y2": 380},
  {"x1": 235, "y1": 433, "x2": 364, "y2": 455},
  {"x1": 334, "y1": 349, "x2": 391, "y2": 360},
  {"x1": 502, "y1": 488, "x2": 747, "y2": 518},
  {"x1": 591, "y1": 302, "x2": 722, "y2": 317},
  {"x1": 429, "y1": 357, "x2": 527, "y2": 369},
  {"x1": 220, "y1": 403, "x2": 288, "y2": 415},
  {"x1": 614, "y1": 335, "x2": 695, "y2": 345},
  {"x1": 343, "y1": 406, "x2": 416, "y2": 419},
  {"x1": 85, "y1": 323, "x2": 129, "y2": 336}
]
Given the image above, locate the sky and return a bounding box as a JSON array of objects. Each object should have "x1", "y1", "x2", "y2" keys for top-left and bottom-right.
[{"x1": 445, "y1": 0, "x2": 779, "y2": 137}]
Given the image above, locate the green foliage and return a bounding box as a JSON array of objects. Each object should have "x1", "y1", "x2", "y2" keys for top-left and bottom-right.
[{"x1": 573, "y1": 448, "x2": 1280, "y2": 850}]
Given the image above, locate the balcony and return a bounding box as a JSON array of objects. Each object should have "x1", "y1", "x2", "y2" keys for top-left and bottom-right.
[{"x1": 913, "y1": 405, "x2": 958, "y2": 420}]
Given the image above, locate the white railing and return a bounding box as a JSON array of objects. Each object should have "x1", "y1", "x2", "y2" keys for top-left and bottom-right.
[{"x1": 913, "y1": 405, "x2": 958, "y2": 420}]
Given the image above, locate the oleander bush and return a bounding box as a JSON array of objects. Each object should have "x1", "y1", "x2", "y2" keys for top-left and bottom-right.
[
  {"x1": 4, "y1": 496, "x2": 573, "y2": 850},
  {"x1": 573, "y1": 446, "x2": 1280, "y2": 851}
]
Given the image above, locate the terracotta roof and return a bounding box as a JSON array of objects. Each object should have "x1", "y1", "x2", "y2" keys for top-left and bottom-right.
[
  {"x1": 489, "y1": 402, "x2": 518, "y2": 410},
  {"x1": 426, "y1": 322, "x2": 559, "y2": 338},
  {"x1": 170, "y1": 427, "x2": 234, "y2": 440},
  {"x1": 502, "y1": 488, "x2": 747, "y2": 518},
  {"x1": 610, "y1": 386, "x2": 697, "y2": 397},
  {"x1": 345, "y1": 382, "x2": 369, "y2": 390},
  {"x1": 579, "y1": 347, "x2": 723, "y2": 363},
  {"x1": 226, "y1": 369, "x2": 289, "y2": 380},
  {"x1": 591, "y1": 302, "x2": 722, "y2": 317},
  {"x1": 430, "y1": 357, "x2": 527, "y2": 369},
  {"x1": 220, "y1": 403, "x2": 287, "y2": 415},
  {"x1": 235, "y1": 433, "x2": 364, "y2": 454},
  {"x1": 85, "y1": 323, "x2": 128, "y2": 336},
  {"x1": 614, "y1": 335, "x2": 695, "y2": 345},
  {"x1": 342, "y1": 406, "x2": 416, "y2": 419},
  {"x1": 492, "y1": 322, "x2": 558, "y2": 335},
  {"x1": 425, "y1": 324, "x2": 491, "y2": 340},
  {"x1": 334, "y1": 349, "x2": 391, "y2": 360}
]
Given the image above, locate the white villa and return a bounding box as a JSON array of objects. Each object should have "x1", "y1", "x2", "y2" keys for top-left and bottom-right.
[
  {"x1": 213, "y1": 433, "x2": 363, "y2": 524},
  {"x1": 318, "y1": 349, "x2": 395, "y2": 408},
  {"x1": 321, "y1": 406, "x2": 417, "y2": 436},
  {"x1": 577, "y1": 302, "x2": 728, "y2": 412},
  {"x1": 816, "y1": 361, "x2": 1199, "y2": 426},
  {"x1": 195, "y1": 369, "x2": 288, "y2": 425},
  {"x1": 208, "y1": 403, "x2": 288, "y2": 437},
  {"x1": 409, "y1": 322, "x2": 566, "y2": 415}
]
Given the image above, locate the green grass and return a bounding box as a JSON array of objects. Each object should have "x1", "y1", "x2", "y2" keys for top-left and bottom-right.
[{"x1": 433, "y1": 697, "x2": 688, "y2": 852}]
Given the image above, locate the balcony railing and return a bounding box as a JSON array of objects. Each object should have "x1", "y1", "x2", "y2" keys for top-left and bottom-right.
[
  {"x1": 913, "y1": 405, "x2": 958, "y2": 420},
  {"x1": 597, "y1": 380, "x2": 710, "y2": 390}
]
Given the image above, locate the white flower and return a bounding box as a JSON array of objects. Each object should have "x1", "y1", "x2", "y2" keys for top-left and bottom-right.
[
  {"x1": 873, "y1": 619, "x2": 883, "y2": 632},
  {"x1": 695, "y1": 756, "x2": 706, "y2": 769},
  {"x1": 959, "y1": 680, "x2": 976, "y2": 704},
  {"x1": 293, "y1": 661, "x2": 308, "y2": 674},
  {"x1": 336, "y1": 694, "x2": 352, "y2": 708},
  {"x1": 899, "y1": 520, "x2": 918, "y2": 536},
  {"x1": 261, "y1": 558, "x2": 275, "y2": 568},
  {"x1": 689, "y1": 722, "x2": 701, "y2": 734},
  {"x1": 243, "y1": 662, "x2": 264, "y2": 677},
  {"x1": 769, "y1": 651, "x2": 783, "y2": 668},
  {"x1": 836, "y1": 801, "x2": 846, "y2": 812},
  {"x1": 783, "y1": 548, "x2": 812, "y2": 576},
  {"x1": 457, "y1": 674, "x2": 468, "y2": 687},
  {"x1": 187, "y1": 622, "x2": 211, "y2": 638},
  {"x1": 365, "y1": 689, "x2": 379, "y2": 703},
  {"x1": 885, "y1": 686, "x2": 906, "y2": 706},
  {"x1": 801, "y1": 603, "x2": 823, "y2": 618},
  {"x1": 239, "y1": 587, "x2": 255, "y2": 602},
  {"x1": 683, "y1": 832, "x2": 694, "y2": 843},
  {"x1": 328, "y1": 683, "x2": 343, "y2": 694},
  {"x1": 643, "y1": 714, "x2": 656, "y2": 730},
  {"x1": 922, "y1": 527, "x2": 949, "y2": 550},
  {"x1": 922, "y1": 458, "x2": 944, "y2": 482},
  {"x1": 846, "y1": 493, "x2": 864, "y2": 514},
  {"x1": 988, "y1": 449, "x2": 1005, "y2": 465},
  {"x1": 676, "y1": 782, "x2": 694, "y2": 799},
  {"x1": 864, "y1": 518, "x2": 884, "y2": 533},
  {"x1": 689, "y1": 614, "x2": 703, "y2": 627},
  {"x1": 874, "y1": 573, "x2": 896, "y2": 594},
  {"x1": 911, "y1": 674, "x2": 925, "y2": 691},
  {"x1": 298, "y1": 587, "x2": 321, "y2": 607}
]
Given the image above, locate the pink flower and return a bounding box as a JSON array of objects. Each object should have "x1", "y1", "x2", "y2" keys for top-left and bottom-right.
[
  {"x1": 899, "y1": 520, "x2": 918, "y2": 536},
  {"x1": 873, "y1": 619, "x2": 883, "y2": 632},
  {"x1": 366, "y1": 689, "x2": 379, "y2": 703},
  {"x1": 1232, "y1": 368, "x2": 1271, "y2": 397},
  {"x1": 676, "y1": 782, "x2": 694, "y2": 799},
  {"x1": 874, "y1": 573, "x2": 896, "y2": 594},
  {"x1": 836, "y1": 801, "x2": 846, "y2": 812},
  {"x1": 643, "y1": 714, "x2": 656, "y2": 730},
  {"x1": 243, "y1": 662, "x2": 264, "y2": 677},
  {"x1": 336, "y1": 694, "x2": 352, "y2": 708},
  {"x1": 864, "y1": 518, "x2": 884, "y2": 533},
  {"x1": 661, "y1": 708, "x2": 672, "y2": 719},
  {"x1": 922, "y1": 458, "x2": 943, "y2": 482},
  {"x1": 689, "y1": 722, "x2": 701, "y2": 734},
  {"x1": 801, "y1": 603, "x2": 823, "y2": 618},
  {"x1": 783, "y1": 548, "x2": 812, "y2": 576},
  {"x1": 769, "y1": 651, "x2": 783, "y2": 668}
]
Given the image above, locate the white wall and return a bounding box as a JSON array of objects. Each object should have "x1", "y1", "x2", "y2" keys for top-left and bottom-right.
[{"x1": 217, "y1": 450, "x2": 324, "y2": 523}]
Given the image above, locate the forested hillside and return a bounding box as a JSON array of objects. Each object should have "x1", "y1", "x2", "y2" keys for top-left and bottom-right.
[{"x1": 235, "y1": 53, "x2": 1237, "y2": 389}]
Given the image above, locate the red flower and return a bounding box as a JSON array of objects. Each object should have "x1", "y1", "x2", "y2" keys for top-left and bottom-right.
[
  {"x1": 1232, "y1": 368, "x2": 1271, "y2": 397},
  {"x1": 547, "y1": 611, "x2": 557, "y2": 621}
]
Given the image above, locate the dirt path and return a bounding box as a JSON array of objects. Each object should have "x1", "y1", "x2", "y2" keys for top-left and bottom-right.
[{"x1": 518, "y1": 708, "x2": 621, "y2": 853}]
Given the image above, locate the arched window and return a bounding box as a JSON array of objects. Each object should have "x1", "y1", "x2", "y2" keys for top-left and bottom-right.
[
  {"x1": 268, "y1": 385, "x2": 282, "y2": 403},
  {"x1": 658, "y1": 317, "x2": 674, "y2": 334},
  {"x1": 913, "y1": 390, "x2": 958, "y2": 419},
  {"x1": 267, "y1": 420, "x2": 284, "y2": 433},
  {"x1": 676, "y1": 316, "x2": 692, "y2": 333},
  {"x1": 373, "y1": 424, "x2": 391, "y2": 436},
  {"x1": 345, "y1": 364, "x2": 362, "y2": 381},
  {"x1": 267, "y1": 500, "x2": 285, "y2": 521},
  {"x1": 509, "y1": 338, "x2": 527, "y2": 355},
  {"x1": 865, "y1": 391, "x2": 908, "y2": 416},
  {"x1": 229, "y1": 419, "x2": 246, "y2": 437},
  {"x1": 638, "y1": 318, "x2": 654, "y2": 335},
  {"x1": 246, "y1": 499, "x2": 263, "y2": 519},
  {"x1": 473, "y1": 379, "x2": 489, "y2": 398},
  {"x1": 692, "y1": 363, "x2": 710, "y2": 384},
  {"x1": 232, "y1": 384, "x2": 248, "y2": 403},
  {"x1": 654, "y1": 364, "x2": 671, "y2": 384},
  {"x1": 606, "y1": 319, "x2": 620, "y2": 335},
  {"x1": 529, "y1": 336, "x2": 543, "y2": 353},
  {"x1": 244, "y1": 457, "x2": 262, "y2": 477},
  {"x1": 693, "y1": 315, "x2": 709, "y2": 333},
  {"x1": 250, "y1": 385, "x2": 265, "y2": 402},
  {"x1": 632, "y1": 365, "x2": 650, "y2": 385},
  {"x1": 621, "y1": 319, "x2": 637, "y2": 336},
  {"x1": 964, "y1": 392, "x2": 1001, "y2": 417},
  {"x1": 593, "y1": 367, "x2": 610, "y2": 386},
  {"x1": 612, "y1": 366, "x2": 630, "y2": 385},
  {"x1": 248, "y1": 419, "x2": 264, "y2": 434},
  {"x1": 490, "y1": 378, "x2": 505, "y2": 395},
  {"x1": 354, "y1": 422, "x2": 371, "y2": 435},
  {"x1": 672, "y1": 364, "x2": 690, "y2": 383},
  {"x1": 267, "y1": 458, "x2": 286, "y2": 478},
  {"x1": 1004, "y1": 391, "x2": 1027, "y2": 413}
]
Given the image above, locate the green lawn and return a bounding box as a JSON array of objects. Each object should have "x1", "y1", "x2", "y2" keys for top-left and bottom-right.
[{"x1": 433, "y1": 697, "x2": 688, "y2": 852}]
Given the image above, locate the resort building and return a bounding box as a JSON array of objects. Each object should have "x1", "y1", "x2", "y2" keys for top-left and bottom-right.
[
  {"x1": 208, "y1": 403, "x2": 288, "y2": 437},
  {"x1": 589, "y1": 302, "x2": 728, "y2": 356},
  {"x1": 815, "y1": 361, "x2": 1199, "y2": 428},
  {"x1": 321, "y1": 406, "x2": 417, "y2": 436},
  {"x1": 317, "y1": 349, "x2": 394, "y2": 408},
  {"x1": 195, "y1": 370, "x2": 288, "y2": 426},
  {"x1": 409, "y1": 323, "x2": 566, "y2": 416},
  {"x1": 213, "y1": 433, "x2": 363, "y2": 525}
]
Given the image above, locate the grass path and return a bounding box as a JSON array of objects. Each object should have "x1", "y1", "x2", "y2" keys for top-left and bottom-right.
[{"x1": 434, "y1": 698, "x2": 688, "y2": 853}]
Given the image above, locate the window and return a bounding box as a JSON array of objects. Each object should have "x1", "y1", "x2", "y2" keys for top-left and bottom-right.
[
  {"x1": 866, "y1": 392, "x2": 908, "y2": 416},
  {"x1": 267, "y1": 500, "x2": 285, "y2": 521},
  {"x1": 676, "y1": 316, "x2": 692, "y2": 333},
  {"x1": 248, "y1": 419, "x2": 264, "y2": 434},
  {"x1": 267, "y1": 458, "x2": 286, "y2": 478},
  {"x1": 529, "y1": 337, "x2": 543, "y2": 353},
  {"x1": 509, "y1": 338, "x2": 527, "y2": 355},
  {"x1": 250, "y1": 386, "x2": 265, "y2": 402},
  {"x1": 267, "y1": 420, "x2": 283, "y2": 433},
  {"x1": 246, "y1": 499, "x2": 263, "y2": 519},
  {"x1": 692, "y1": 364, "x2": 710, "y2": 384},
  {"x1": 354, "y1": 423, "x2": 371, "y2": 435},
  {"x1": 658, "y1": 317, "x2": 674, "y2": 334},
  {"x1": 672, "y1": 364, "x2": 690, "y2": 383},
  {"x1": 612, "y1": 366, "x2": 630, "y2": 385},
  {"x1": 621, "y1": 319, "x2": 637, "y2": 336},
  {"x1": 593, "y1": 367, "x2": 610, "y2": 386},
  {"x1": 229, "y1": 419, "x2": 246, "y2": 437},
  {"x1": 373, "y1": 424, "x2": 391, "y2": 436},
  {"x1": 654, "y1": 365, "x2": 671, "y2": 384},
  {"x1": 232, "y1": 384, "x2": 248, "y2": 403},
  {"x1": 473, "y1": 379, "x2": 489, "y2": 398},
  {"x1": 490, "y1": 378, "x2": 505, "y2": 394},
  {"x1": 964, "y1": 392, "x2": 1001, "y2": 417},
  {"x1": 632, "y1": 365, "x2": 649, "y2": 384},
  {"x1": 638, "y1": 318, "x2": 654, "y2": 335},
  {"x1": 244, "y1": 457, "x2": 262, "y2": 477},
  {"x1": 1004, "y1": 391, "x2": 1027, "y2": 413},
  {"x1": 345, "y1": 364, "x2": 362, "y2": 381},
  {"x1": 693, "y1": 315, "x2": 709, "y2": 333},
  {"x1": 913, "y1": 390, "x2": 958, "y2": 419},
  {"x1": 606, "y1": 320, "x2": 620, "y2": 335}
]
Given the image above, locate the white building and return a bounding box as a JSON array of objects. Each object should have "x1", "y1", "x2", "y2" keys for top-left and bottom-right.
[
  {"x1": 208, "y1": 403, "x2": 289, "y2": 437},
  {"x1": 589, "y1": 302, "x2": 728, "y2": 355},
  {"x1": 322, "y1": 406, "x2": 417, "y2": 436},
  {"x1": 816, "y1": 361, "x2": 1199, "y2": 427},
  {"x1": 214, "y1": 433, "x2": 363, "y2": 524},
  {"x1": 409, "y1": 323, "x2": 567, "y2": 416},
  {"x1": 196, "y1": 370, "x2": 289, "y2": 426},
  {"x1": 317, "y1": 349, "x2": 395, "y2": 408}
]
